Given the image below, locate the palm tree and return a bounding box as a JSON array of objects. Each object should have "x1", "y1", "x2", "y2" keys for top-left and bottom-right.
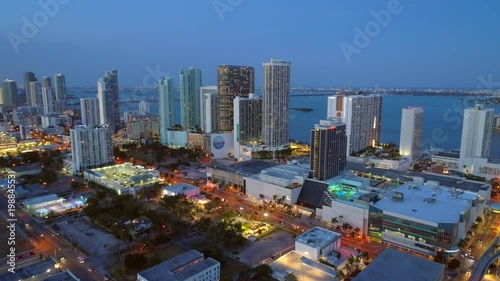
[
  {"x1": 339, "y1": 215, "x2": 344, "y2": 224},
  {"x1": 354, "y1": 227, "x2": 361, "y2": 237},
  {"x1": 342, "y1": 222, "x2": 350, "y2": 232},
  {"x1": 331, "y1": 217, "x2": 339, "y2": 228}
]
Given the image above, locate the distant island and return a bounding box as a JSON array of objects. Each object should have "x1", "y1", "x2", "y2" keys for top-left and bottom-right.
[{"x1": 291, "y1": 108, "x2": 313, "y2": 112}]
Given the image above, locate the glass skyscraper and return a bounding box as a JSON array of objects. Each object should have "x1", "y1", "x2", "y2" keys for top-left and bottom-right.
[
  {"x1": 23, "y1": 72, "x2": 37, "y2": 106},
  {"x1": 158, "y1": 77, "x2": 175, "y2": 145},
  {"x1": 97, "y1": 70, "x2": 120, "y2": 132},
  {"x1": 217, "y1": 65, "x2": 254, "y2": 132},
  {"x1": 180, "y1": 67, "x2": 202, "y2": 130},
  {"x1": 2, "y1": 79, "x2": 18, "y2": 108}
]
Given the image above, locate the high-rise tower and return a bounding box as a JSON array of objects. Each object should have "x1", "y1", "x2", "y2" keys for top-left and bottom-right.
[
  {"x1": 180, "y1": 67, "x2": 202, "y2": 130},
  {"x1": 327, "y1": 94, "x2": 382, "y2": 156},
  {"x1": 97, "y1": 70, "x2": 120, "y2": 132},
  {"x1": 262, "y1": 59, "x2": 291, "y2": 151},
  {"x1": 217, "y1": 65, "x2": 254, "y2": 132},
  {"x1": 309, "y1": 119, "x2": 347, "y2": 180},
  {"x1": 158, "y1": 77, "x2": 175, "y2": 145},
  {"x1": 399, "y1": 107, "x2": 424, "y2": 162}
]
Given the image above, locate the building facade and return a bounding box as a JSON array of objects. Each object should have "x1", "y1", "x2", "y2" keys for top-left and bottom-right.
[
  {"x1": 262, "y1": 59, "x2": 291, "y2": 150},
  {"x1": 54, "y1": 73, "x2": 67, "y2": 112},
  {"x1": 459, "y1": 105, "x2": 494, "y2": 174},
  {"x1": 97, "y1": 70, "x2": 120, "y2": 132},
  {"x1": 80, "y1": 98, "x2": 99, "y2": 126},
  {"x1": 217, "y1": 65, "x2": 255, "y2": 132},
  {"x1": 28, "y1": 81, "x2": 41, "y2": 107},
  {"x1": 158, "y1": 77, "x2": 175, "y2": 145},
  {"x1": 1, "y1": 79, "x2": 17, "y2": 108},
  {"x1": 309, "y1": 119, "x2": 347, "y2": 181},
  {"x1": 23, "y1": 72, "x2": 37, "y2": 106},
  {"x1": 41, "y1": 86, "x2": 54, "y2": 114},
  {"x1": 70, "y1": 125, "x2": 114, "y2": 174},
  {"x1": 200, "y1": 86, "x2": 218, "y2": 133},
  {"x1": 233, "y1": 94, "x2": 262, "y2": 161},
  {"x1": 137, "y1": 250, "x2": 220, "y2": 281},
  {"x1": 180, "y1": 67, "x2": 202, "y2": 130},
  {"x1": 399, "y1": 107, "x2": 424, "y2": 162},
  {"x1": 327, "y1": 94, "x2": 382, "y2": 156},
  {"x1": 138, "y1": 100, "x2": 150, "y2": 115}
]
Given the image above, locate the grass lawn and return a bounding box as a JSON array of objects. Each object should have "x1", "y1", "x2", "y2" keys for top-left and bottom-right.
[{"x1": 0, "y1": 216, "x2": 32, "y2": 257}]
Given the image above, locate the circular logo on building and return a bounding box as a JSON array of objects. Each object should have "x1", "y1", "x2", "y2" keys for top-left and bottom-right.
[
  {"x1": 336, "y1": 112, "x2": 342, "y2": 117},
  {"x1": 213, "y1": 136, "x2": 225, "y2": 150}
]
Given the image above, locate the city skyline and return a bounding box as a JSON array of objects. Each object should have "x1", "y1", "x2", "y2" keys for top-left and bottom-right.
[{"x1": 1, "y1": 1, "x2": 500, "y2": 88}]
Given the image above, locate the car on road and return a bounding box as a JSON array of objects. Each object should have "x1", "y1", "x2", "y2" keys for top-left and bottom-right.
[
  {"x1": 466, "y1": 269, "x2": 471, "y2": 276},
  {"x1": 87, "y1": 267, "x2": 92, "y2": 272},
  {"x1": 470, "y1": 254, "x2": 475, "y2": 259},
  {"x1": 77, "y1": 256, "x2": 85, "y2": 263},
  {"x1": 478, "y1": 239, "x2": 483, "y2": 243},
  {"x1": 104, "y1": 275, "x2": 111, "y2": 280}
]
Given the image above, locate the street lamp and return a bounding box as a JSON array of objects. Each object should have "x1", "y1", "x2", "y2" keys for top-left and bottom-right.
[{"x1": 264, "y1": 213, "x2": 268, "y2": 222}]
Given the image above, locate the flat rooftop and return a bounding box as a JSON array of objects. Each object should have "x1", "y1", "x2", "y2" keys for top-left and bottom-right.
[
  {"x1": 296, "y1": 227, "x2": 341, "y2": 249},
  {"x1": 271, "y1": 251, "x2": 338, "y2": 281},
  {"x1": 42, "y1": 270, "x2": 80, "y2": 281},
  {"x1": 208, "y1": 160, "x2": 279, "y2": 177},
  {"x1": 247, "y1": 164, "x2": 308, "y2": 187},
  {"x1": 138, "y1": 250, "x2": 204, "y2": 281},
  {"x1": 347, "y1": 162, "x2": 490, "y2": 192},
  {"x1": 0, "y1": 258, "x2": 56, "y2": 281},
  {"x1": 373, "y1": 183, "x2": 475, "y2": 224},
  {"x1": 87, "y1": 162, "x2": 160, "y2": 190},
  {"x1": 353, "y1": 248, "x2": 444, "y2": 281},
  {"x1": 163, "y1": 183, "x2": 199, "y2": 194},
  {"x1": 173, "y1": 258, "x2": 219, "y2": 280}
]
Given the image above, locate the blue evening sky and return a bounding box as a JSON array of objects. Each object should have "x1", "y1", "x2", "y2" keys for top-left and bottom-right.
[{"x1": 1, "y1": 0, "x2": 499, "y2": 88}]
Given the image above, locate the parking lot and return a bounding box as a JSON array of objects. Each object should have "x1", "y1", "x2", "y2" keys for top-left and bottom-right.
[
  {"x1": 54, "y1": 217, "x2": 124, "y2": 257},
  {"x1": 238, "y1": 230, "x2": 295, "y2": 267}
]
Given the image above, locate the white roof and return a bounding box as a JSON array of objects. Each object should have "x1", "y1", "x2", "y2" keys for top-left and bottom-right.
[
  {"x1": 373, "y1": 183, "x2": 475, "y2": 224},
  {"x1": 296, "y1": 227, "x2": 341, "y2": 249}
]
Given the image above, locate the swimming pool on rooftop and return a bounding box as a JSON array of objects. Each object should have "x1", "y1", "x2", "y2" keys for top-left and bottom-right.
[{"x1": 328, "y1": 182, "x2": 358, "y2": 200}]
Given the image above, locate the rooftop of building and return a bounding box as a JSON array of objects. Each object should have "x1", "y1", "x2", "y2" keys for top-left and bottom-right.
[
  {"x1": 297, "y1": 179, "x2": 330, "y2": 209},
  {"x1": 41, "y1": 270, "x2": 79, "y2": 281},
  {"x1": 296, "y1": 227, "x2": 341, "y2": 249},
  {"x1": 163, "y1": 183, "x2": 199, "y2": 194},
  {"x1": 23, "y1": 194, "x2": 60, "y2": 206},
  {"x1": 0, "y1": 258, "x2": 56, "y2": 281},
  {"x1": 347, "y1": 162, "x2": 490, "y2": 192},
  {"x1": 246, "y1": 164, "x2": 308, "y2": 188},
  {"x1": 352, "y1": 248, "x2": 444, "y2": 281},
  {"x1": 373, "y1": 182, "x2": 476, "y2": 223},
  {"x1": 208, "y1": 160, "x2": 279, "y2": 177},
  {"x1": 85, "y1": 162, "x2": 160, "y2": 190},
  {"x1": 173, "y1": 258, "x2": 219, "y2": 280},
  {"x1": 137, "y1": 250, "x2": 205, "y2": 281},
  {"x1": 270, "y1": 251, "x2": 338, "y2": 281}
]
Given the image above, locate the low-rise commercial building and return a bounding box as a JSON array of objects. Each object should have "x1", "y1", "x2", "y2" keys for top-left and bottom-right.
[
  {"x1": 207, "y1": 160, "x2": 278, "y2": 188},
  {"x1": 353, "y1": 248, "x2": 444, "y2": 281},
  {"x1": 295, "y1": 227, "x2": 341, "y2": 259},
  {"x1": 23, "y1": 194, "x2": 85, "y2": 218},
  {"x1": 162, "y1": 183, "x2": 200, "y2": 198},
  {"x1": 137, "y1": 250, "x2": 220, "y2": 281},
  {"x1": 83, "y1": 163, "x2": 161, "y2": 195},
  {"x1": 368, "y1": 182, "x2": 483, "y2": 256},
  {"x1": 244, "y1": 164, "x2": 308, "y2": 205}
]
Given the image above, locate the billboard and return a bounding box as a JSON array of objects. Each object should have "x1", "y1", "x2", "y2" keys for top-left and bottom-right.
[{"x1": 210, "y1": 133, "x2": 234, "y2": 159}]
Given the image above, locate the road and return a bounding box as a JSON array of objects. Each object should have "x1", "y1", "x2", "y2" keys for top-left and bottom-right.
[{"x1": 0, "y1": 193, "x2": 105, "y2": 280}]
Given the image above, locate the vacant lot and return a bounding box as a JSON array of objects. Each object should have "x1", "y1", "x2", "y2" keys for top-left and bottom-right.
[
  {"x1": 0, "y1": 216, "x2": 32, "y2": 257},
  {"x1": 56, "y1": 218, "x2": 123, "y2": 256}
]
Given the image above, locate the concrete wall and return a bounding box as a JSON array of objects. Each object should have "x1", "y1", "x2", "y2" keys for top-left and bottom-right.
[
  {"x1": 244, "y1": 176, "x2": 302, "y2": 204},
  {"x1": 318, "y1": 200, "x2": 369, "y2": 235}
]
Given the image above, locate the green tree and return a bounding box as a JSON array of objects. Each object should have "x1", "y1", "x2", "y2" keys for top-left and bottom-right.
[
  {"x1": 124, "y1": 253, "x2": 148, "y2": 272},
  {"x1": 447, "y1": 258, "x2": 461, "y2": 270}
]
